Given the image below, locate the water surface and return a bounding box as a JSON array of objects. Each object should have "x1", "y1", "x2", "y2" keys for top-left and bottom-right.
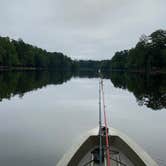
[{"x1": 0, "y1": 71, "x2": 166, "y2": 166}]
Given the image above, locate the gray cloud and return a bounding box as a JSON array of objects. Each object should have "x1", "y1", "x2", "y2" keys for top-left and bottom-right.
[{"x1": 0, "y1": 0, "x2": 166, "y2": 60}]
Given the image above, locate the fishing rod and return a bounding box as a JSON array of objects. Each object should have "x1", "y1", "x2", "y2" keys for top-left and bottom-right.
[
  {"x1": 100, "y1": 74, "x2": 111, "y2": 166},
  {"x1": 99, "y1": 71, "x2": 103, "y2": 166},
  {"x1": 98, "y1": 70, "x2": 111, "y2": 166}
]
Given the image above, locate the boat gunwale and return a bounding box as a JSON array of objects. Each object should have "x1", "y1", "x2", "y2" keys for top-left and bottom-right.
[{"x1": 57, "y1": 127, "x2": 158, "y2": 166}]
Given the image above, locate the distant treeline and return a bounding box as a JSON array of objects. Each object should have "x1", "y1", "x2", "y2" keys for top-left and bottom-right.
[
  {"x1": 0, "y1": 36, "x2": 101, "y2": 72},
  {"x1": 77, "y1": 60, "x2": 101, "y2": 71},
  {"x1": 1, "y1": 29, "x2": 166, "y2": 72},
  {"x1": 0, "y1": 37, "x2": 78, "y2": 70},
  {"x1": 101, "y1": 29, "x2": 166, "y2": 72}
]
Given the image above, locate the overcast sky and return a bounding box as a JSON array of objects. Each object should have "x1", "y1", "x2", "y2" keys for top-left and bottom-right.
[{"x1": 0, "y1": 0, "x2": 166, "y2": 60}]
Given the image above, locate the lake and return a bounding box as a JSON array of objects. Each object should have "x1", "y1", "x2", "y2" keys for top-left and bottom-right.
[{"x1": 0, "y1": 71, "x2": 166, "y2": 166}]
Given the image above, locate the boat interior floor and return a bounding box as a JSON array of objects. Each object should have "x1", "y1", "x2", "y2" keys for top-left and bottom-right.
[{"x1": 78, "y1": 146, "x2": 134, "y2": 166}]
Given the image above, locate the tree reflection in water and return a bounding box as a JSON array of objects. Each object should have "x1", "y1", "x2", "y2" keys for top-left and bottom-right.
[
  {"x1": 0, "y1": 71, "x2": 166, "y2": 110},
  {"x1": 107, "y1": 72, "x2": 166, "y2": 110},
  {"x1": 0, "y1": 71, "x2": 72, "y2": 101}
]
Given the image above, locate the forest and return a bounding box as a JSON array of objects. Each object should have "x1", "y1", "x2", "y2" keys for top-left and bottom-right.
[
  {"x1": 0, "y1": 29, "x2": 166, "y2": 72},
  {"x1": 101, "y1": 29, "x2": 166, "y2": 72},
  {"x1": 0, "y1": 37, "x2": 77, "y2": 71}
]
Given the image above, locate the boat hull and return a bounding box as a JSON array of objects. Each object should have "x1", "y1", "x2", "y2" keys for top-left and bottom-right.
[{"x1": 57, "y1": 128, "x2": 158, "y2": 166}]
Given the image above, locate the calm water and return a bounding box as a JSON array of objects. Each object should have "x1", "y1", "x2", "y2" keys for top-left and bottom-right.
[{"x1": 0, "y1": 71, "x2": 166, "y2": 166}]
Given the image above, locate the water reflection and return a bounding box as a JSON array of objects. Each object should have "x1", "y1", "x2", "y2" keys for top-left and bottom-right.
[
  {"x1": 0, "y1": 71, "x2": 166, "y2": 110},
  {"x1": 107, "y1": 72, "x2": 166, "y2": 110},
  {"x1": 0, "y1": 71, "x2": 166, "y2": 166},
  {"x1": 0, "y1": 71, "x2": 72, "y2": 101}
]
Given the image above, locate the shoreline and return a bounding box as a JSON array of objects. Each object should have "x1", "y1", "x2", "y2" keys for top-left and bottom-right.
[
  {"x1": 0, "y1": 66, "x2": 166, "y2": 75},
  {"x1": 102, "y1": 69, "x2": 166, "y2": 75}
]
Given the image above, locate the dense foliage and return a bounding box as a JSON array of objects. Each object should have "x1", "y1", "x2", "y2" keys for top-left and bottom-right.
[
  {"x1": 78, "y1": 60, "x2": 101, "y2": 71},
  {"x1": 1, "y1": 29, "x2": 166, "y2": 72},
  {"x1": 101, "y1": 29, "x2": 166, "y2": 72},
  {"x1": 0, "y1": 37, "x2": 76, "y2": 70}
]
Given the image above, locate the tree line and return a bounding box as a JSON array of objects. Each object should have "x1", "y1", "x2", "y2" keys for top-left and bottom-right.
[
  {"x1": 0, "y1": 29, "x2": 166, "y2": 72},
  {"x1": 101, "y1": 29, "x2": 166, "y2": 72},
  {"x1": 0, "y1": 37, "x2": 77, "y2": 71}
]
